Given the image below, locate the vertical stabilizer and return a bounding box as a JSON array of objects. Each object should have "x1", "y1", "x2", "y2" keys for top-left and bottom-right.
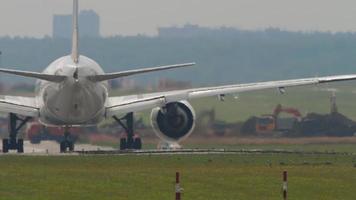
[{"x1": 71, "y1": 0, "x2": 79, "y2": 63}]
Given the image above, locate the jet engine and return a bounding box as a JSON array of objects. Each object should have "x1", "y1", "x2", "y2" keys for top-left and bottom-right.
[{"x1": 151, "y1": 101, "x2": 195, "y2": 142}]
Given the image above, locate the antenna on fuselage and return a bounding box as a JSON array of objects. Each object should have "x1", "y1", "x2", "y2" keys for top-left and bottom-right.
[{"x1": 71, "y1": 0, "x2": 79, "y2": 64}]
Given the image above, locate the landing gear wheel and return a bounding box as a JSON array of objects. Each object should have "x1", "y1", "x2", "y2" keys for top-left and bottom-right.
[
  {"x1": 120, "y1": 137, "x2": 142, "y2": 150},
  {"x1": 2, "y1": 139, "x2": 24, "y2": 153},
  {"x1": 2, "y1": 139, "x2": 8, "y2": 153},
  {"x1": 114, "y1": 113, "x2": 143, "y2": 150},
  {"x1": 3, "y1": 113, "x2": 32, "y2": 153},
  {"x1": 17, "y1": 139, "x2": 24, "y2": 153},
  {"x1": 120, "y1": 138, "x2": 127, "y2": 150},
  {"x1": 69, "y1": 142, "x2": 74, "y2": 151},
  {"x1": 60, "y1": 141, "x2": 66, "y2": 153},
  {"x1": 133, "y1": 138, "x2": 142, "y2": 150},
  {"x1": 60, "y1": 141, "x2": 75, "y2": 153},
  {"x1": 60, "y1": 128, "x2": 75, "y2": 153}
]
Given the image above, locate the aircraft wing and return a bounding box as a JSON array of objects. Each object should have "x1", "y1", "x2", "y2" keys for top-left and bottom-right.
[
  {"x1": 0, "y1": 96, "x2": 39, "y2": 117},
  {"x1": 106, "y1": 74, "x2": 356, "y2": 117}
]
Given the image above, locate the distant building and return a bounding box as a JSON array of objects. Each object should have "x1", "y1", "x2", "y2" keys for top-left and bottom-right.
[
  {"x1": 53, "y1": 10, "x2": 100, "y2": 38},
  {"x1": 79, "y1": 10, "x2": 100, "y2": 38},
  {"x1": 158, "y1": 24, "x2": 240, "y2": 38},
  {"x1": 158, "y1": 24, "x2": 204, "y2": 38},
  {"x1": 53, "y1": 15, "x2": 71, "y2": 38}
]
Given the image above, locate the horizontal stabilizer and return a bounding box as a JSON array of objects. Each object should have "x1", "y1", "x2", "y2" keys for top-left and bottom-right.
[
  {"x1": 87, "y1": 62, "x2": 195, "y2": 82},
  {"x1": 0, "y1": 68, "x2": 66, "y2": 82}
]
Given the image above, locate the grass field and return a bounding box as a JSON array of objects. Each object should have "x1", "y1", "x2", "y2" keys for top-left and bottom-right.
[{"x1": 0, "y1": 151, "x2": 355, "y2": 200}]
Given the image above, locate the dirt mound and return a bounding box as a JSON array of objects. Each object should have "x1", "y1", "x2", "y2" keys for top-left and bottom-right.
[{"x1": 297, "y1": 112, "x2": 356, "y2": 136}]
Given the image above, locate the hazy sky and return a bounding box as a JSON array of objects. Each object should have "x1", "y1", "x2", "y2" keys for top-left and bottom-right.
[{"x1": 1, "y1": 0, "x2": 356, "y2": 37}]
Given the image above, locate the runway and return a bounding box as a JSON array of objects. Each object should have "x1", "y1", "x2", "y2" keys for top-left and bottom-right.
[
  {"x1": 0, "y1": 141, "x2": 115, "y2": 155},
  {"x1": 75, "y1": 148, "x2": 352, "y2": 156},
  {"x1": 0, "y1": 141, "x2": 353, "y2": 156}
]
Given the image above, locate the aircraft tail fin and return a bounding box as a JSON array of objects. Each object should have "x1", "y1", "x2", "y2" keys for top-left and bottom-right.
[{"x1": 71, "y1": 0, "x2": 79, "y2": 63}]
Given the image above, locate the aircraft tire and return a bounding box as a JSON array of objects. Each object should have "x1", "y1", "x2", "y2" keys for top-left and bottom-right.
[
  {"x1": 69, "y1": 142, "x2": 74, "y2": 151},
  {"x1": 2, "y1": 139, "x2": 8, "y2": 153},
  {"x1": 133, "y1": 138, "x2": 142, "y2": 150},
  {"x1": 120, "y1": 138, "x2": 127, "y2": 150},
  {"x1": 17, "y1": 139, "x2": 24, "y2": 153},
  {"x1": 60, "y1": 141, "x2": 66, "y2": 153}
]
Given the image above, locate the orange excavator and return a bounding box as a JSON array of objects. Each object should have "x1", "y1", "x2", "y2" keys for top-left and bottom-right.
[{"x1": 256, "y1": 104, "x2": 302, "y2": 134}]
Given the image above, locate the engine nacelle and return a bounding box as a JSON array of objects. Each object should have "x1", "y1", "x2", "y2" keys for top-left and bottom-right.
[{"x1": 151, "y1": 101, "x2": 195, "y2": 142}]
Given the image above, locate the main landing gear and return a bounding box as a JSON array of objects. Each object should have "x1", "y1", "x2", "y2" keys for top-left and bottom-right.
[
  {"x1": 113, "y1": 112, "x2": 142, "y2": 150},
  {"x1": 60, "y1": 127, "x2": 75, "y2": 153},
  {"x1": 2, "y1": 113, "x2": 32, "y2": 153}
]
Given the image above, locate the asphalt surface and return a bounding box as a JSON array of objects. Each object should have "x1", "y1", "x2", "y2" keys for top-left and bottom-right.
[
  {"x1": 0, "y1": 141, "x2": 353, "y2": 156},
  {"x1": 0, "y1": 141, "x2": 115, "y2": 155}
]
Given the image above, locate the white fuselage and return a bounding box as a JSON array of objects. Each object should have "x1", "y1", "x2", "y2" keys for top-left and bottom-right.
[{"x1": 36, "y1": 55, "x2": 109, "y2": 126}]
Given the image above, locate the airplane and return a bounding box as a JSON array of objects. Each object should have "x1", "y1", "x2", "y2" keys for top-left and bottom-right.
[{"x1": 1, "y1": 0, "x2": 356, "y2": 153}]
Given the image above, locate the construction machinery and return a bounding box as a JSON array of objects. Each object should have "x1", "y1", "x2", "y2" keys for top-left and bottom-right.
[
  {"x1": 242, "y1": 104, "x2": 302, "y2": 135},
  {"x1": 256, "y1": 104, "x2": 302, "y2": 134}
]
